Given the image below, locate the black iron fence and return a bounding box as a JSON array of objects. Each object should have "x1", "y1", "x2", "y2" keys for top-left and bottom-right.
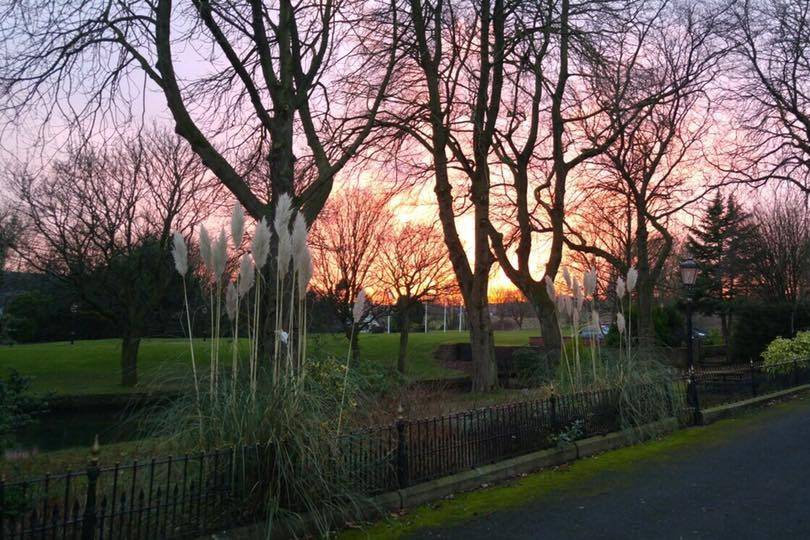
[
  {"x1": 0, "y1": 446, "x2": 275, "y2": 540},
  {"x1": 339, "y1": 386, "x2": 637, "y2": 495},
  {"x1": 3, "y1": 361, "x2": 807, "y2": 539},
  {"x1": 687, "y1": 359, "x2": 810, "y2": 411}
]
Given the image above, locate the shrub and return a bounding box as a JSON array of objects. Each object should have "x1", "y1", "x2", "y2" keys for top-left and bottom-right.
[
  {"x1": 652, "y1": 304, "x2": 684, "y2": 347},
  {"x1": 512, "y1": 348, "x2": 555, "y2": 386},
  {"x1": 0, "y1": 370, "x2": 48, "y2": 450},
  {"x1": 731, "y1": 300, "x2": 810, "y2": 362},
  {"x1": 761, "y1": 332, "x2": 810, "y2": 374}
]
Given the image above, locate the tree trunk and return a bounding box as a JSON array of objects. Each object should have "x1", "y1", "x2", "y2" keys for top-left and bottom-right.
[
  {"x1": 467, "y1": 287, "x2": 497, "y2": 392},
  {"x1": 635, "y1": 210, "x2": 655, "y2": 343},
  {"x1": 397, "y1": 308, "x2": 411, "y2": 374},
  {"x1": 531, "y1": 284, "x2": 561, "y2": 352},
  {"x1": 636, "y1": 276, "x2": 655, "y2": 345},
  {"x1": 349, "y1": 323, "x2": 360, "y2": 362},
  {"x1": 121, "y1": 333, "x2": 141, "y2": 387}
]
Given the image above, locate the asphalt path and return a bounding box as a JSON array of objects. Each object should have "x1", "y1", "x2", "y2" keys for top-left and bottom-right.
[{"x1": 408, "y1": 398, "x2": 810, "y2": 540}]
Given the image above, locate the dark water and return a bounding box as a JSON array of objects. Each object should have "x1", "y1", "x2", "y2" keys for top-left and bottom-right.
[{"x1": 5, "y1": 409, "x2": 146, "y2": 460}]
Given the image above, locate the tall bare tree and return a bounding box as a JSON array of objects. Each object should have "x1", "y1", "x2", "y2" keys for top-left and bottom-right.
[
  {"x1": 487, "y1": 0, "x2": 723, "y2": 344},
  {"x1": 8, "y1": 130, "x2": 216, "y2": 386},
  {"x1": 377, "y1": 222, "x2": 455, "y2": 373},
  {"x1": 382, "y1": 0, "x2": 510, "y2": 390},
  {"x1": 0, "y1": 0, "x2": 399, "y2": 360},
  {"x1": 309, "y1": 185, "x2": 393, "y2": 359},
  {"x1": 726, "y1": 0, "x2": 810, "y2": 192},
  {"x1": 751, "y1": 188, "x2": 810, "y2": 334}
]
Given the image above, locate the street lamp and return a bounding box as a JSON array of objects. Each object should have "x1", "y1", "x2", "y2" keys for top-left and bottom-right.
[{"x1": 679, "y1": 257, "x2": 700, "y2": 370}]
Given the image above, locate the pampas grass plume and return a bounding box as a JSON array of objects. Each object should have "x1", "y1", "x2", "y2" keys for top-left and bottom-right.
[
  {"x1": 616, "y1": 277, "x2": 626, "y2": 299},
  {"x1": 277, "y1": 229, "x2": 292, "y2": 276},
  {"x1": 231, "y1": 202, "x2": 245, "y2": 249},
  {"x1": 617, "y1": 312, "x2": 626, "y2": 334},
  {"x1": 225, "y1": 282, "x2": 238, "y2": 320},
  {"x1": 544, "y1": 275, "x2": 556, "y2": 301},
  {"x1": 353, "y1": 289, "x2": 366, "y2": 323},
  {"x1": 238, "y1": 255, "x2": 254, "y2": 297},
  {"x1": 291, "y1": 214, "x2": 308, "y2": 265},
  {"x1": 274, "y1": 194, "x2": 293, "y2": 237},
  {"x1": 584, "y1": 268, "x2": 597, "y2": 297},
  {"x1": 555, "y1": 294, "x2": 566, "y2": 315},
  {"x1": 563, "y1": 267, "x2": 572, "y2": 290},
  {"x1": 252, "y1": 218, "x2": 271, "y2": 269},
  {"x1": 627, "y1": 267, "x2": 638, "y2": 293},
  {"x1": 573, "y1": 278, "x2": 584, "y2": 312},
  {"x1": 172, "y1": 231, "x2": 188, "y2": 277},
  {"x1": 199, "y1": 225, "x2": 213, "y2": 273},
  {"x1": 213, "y1": 228, "x2": 227, "y2": 277}
]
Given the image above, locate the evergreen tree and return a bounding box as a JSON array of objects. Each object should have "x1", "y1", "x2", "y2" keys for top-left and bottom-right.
[{"x1": 687, "y1": 194, "x2": 757, "y2": 350}]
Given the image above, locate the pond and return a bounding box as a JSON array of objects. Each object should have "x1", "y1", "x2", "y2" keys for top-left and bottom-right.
[{"x1": 5, "y1": 408, "x2": 148, "y2": 460}]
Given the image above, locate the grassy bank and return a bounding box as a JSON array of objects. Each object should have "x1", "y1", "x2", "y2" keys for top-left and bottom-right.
[{"x1": 0, "y1": 330, "x2": 537, "y2": 396}]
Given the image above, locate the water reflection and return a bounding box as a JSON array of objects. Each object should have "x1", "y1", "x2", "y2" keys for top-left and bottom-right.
[{"x1": 6, "y1": 408, "x2": 147, "y2": 459}]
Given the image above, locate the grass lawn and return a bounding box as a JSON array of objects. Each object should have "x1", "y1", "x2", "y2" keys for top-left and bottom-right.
[{"x1": 0, "y1": 330, "x2": 538, "y2": 397}]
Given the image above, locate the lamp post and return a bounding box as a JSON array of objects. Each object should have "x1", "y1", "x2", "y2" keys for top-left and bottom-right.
[
  {"x1": 679, "y1": 257, "x2": 700, "y2": 370},
  {"x1": 680, "y1": 257, "x2": 702, "y2": 425}
]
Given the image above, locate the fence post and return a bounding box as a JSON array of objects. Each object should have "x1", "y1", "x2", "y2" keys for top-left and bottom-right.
[
  {"x1": 549, "y1": 393, "x2": 559, "y2": 431},
  {"x1": 395, "y1": 407, "x2": 409, "y2": 489},
  {"x1": 687, "y1": 368, "x2": 702, "y2": 426},
  {"x1": 750, "y1": 360, "x2": 758, "y2": 397},
  {"x1": 81, "y1": 436, "x2": 100, "y2": 540}
]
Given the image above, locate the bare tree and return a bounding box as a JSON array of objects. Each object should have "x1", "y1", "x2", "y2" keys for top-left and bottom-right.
[
  {"x1": 725, "y1": 0, "x2": 810, "y2": 193},
  {"x1": 8, "y1": 130, "x2": 215, "y2": 386},
  {"x1": 554, "y1": 1, "x2": 724, "y2": 341},
  {"x1": 309, "y1": 185, "x2": 393, "y2": 359},
  {"x1": 751, "y1": 188, "x2": 810, "y2": 334},
  {"x1": 0, "y1": 0, "x2": 400, "y2": 360},
  {"x1": 490, "y1": 288, "x2": 530, "y2": 330},
  {"x1": 377, "y1": 222, "x2": 455, "y2": 373},
  {"x1": 486, "y1": 0, "x2": 725, "y2": 352},
  {"x1": 382, "y1": 0, "x2": 510, "y2": 390}
]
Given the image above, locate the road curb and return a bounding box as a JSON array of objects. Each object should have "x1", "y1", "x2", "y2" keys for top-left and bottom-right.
[{"x1": 701, "y1": 384, "x2": 810, "y2": 424}]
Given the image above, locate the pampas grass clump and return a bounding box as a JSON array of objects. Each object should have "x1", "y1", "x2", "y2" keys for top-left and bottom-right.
[
  {"x1": 545, "y1": 265, "x2": 681, "y2": 436},
  {"x1": 167, "y1": 196, "x2": 350, "y2": 535}
]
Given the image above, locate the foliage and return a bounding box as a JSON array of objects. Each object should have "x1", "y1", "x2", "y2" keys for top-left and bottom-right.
[
  {"x1": 687, "y1": 194, "x2": 757, "y2": 314},
  {"x1": 731, "y1": 300, "x2": 810, "y2": 362},
  {"x1": 551, "y1": 419, "x2": 585, "y2": 447},
  {"x1": 761, "y1": 332, "x2": 810, "y2": 374},
  {"x1": 652, "y1": 304, "x2": 685, "y2": 347},
  {"x1": 512, "y1": 348, "x2": 555, "y2": 387},
  {"x1": 0, "y1": 370, "x2": 48, "y2": 450}
]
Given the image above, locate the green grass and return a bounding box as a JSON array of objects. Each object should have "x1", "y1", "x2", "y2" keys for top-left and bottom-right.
[
  {"x1": 0, "y1": 330, "x2": 539, "y2": 397},
  {"x1": 340, "y1": 394, "x2": 810, "y2": 539}
]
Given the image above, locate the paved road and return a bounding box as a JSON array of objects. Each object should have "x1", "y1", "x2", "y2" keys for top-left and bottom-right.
[{"x1": 409, "y1": 398, "x2": 810, "y2": 540}]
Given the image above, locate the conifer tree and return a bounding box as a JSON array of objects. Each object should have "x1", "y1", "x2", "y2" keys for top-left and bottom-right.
[{"x1": 687, "y1": 194, "x2": 757, "y2": 350}]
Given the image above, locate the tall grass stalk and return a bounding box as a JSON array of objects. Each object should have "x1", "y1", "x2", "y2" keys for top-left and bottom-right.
[{"x1": 337, "y1": 289, "x2": 365, "y2": 436}]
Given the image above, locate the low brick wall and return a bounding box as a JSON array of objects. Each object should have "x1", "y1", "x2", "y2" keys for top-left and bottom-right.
[{"x1": 434, "y1": 343, "x2": 539, "y2": 375}]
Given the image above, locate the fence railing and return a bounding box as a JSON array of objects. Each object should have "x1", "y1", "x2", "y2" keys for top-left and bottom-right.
[
  {"x1": 3, "y1": 360, "x2": 808, "y2": 539},
  {"x1": 688, "y1": 359, "x2": 810, "y2": 410}
]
